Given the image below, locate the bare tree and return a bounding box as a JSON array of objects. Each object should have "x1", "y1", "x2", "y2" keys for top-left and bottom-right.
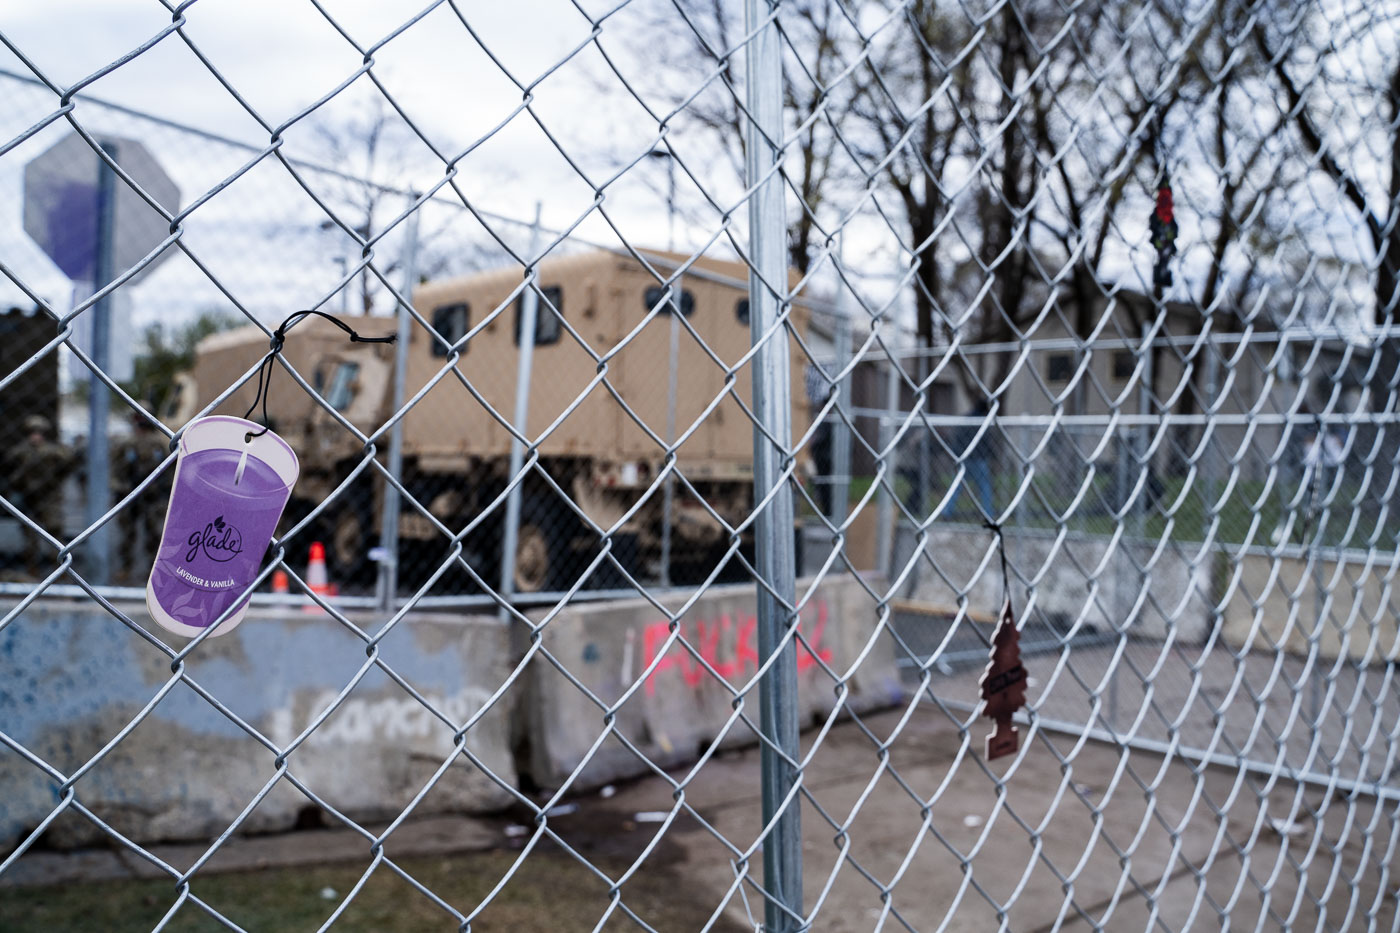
[
  {"x1": 1252, "y1": 11, "x2": 1400, "y2": 330},
  {"x1": 607, "y1": 0, "x2": 854, "y2": 273},
  {"x1": 842, "y1": 0, "x2": 1093, "y2": 400},
  {"x1": 307, "y1": 95, "x2": 486, "y2": 313}
]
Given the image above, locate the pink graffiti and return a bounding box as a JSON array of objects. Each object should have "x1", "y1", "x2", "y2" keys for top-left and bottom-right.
[{"x1": 643, "y1": 599, "x2": 833, "y2": 695}]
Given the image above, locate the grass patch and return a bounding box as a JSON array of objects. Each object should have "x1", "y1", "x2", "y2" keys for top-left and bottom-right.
[
  {"x1": 0, "y1": 848, "x2": 745, "y2": 933},
  {"x1": 892, "y1": 470, "x2": 1400, "y2": 551}
]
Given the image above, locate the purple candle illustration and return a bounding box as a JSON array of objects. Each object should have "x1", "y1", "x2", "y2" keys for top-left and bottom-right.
[{"x1": 146, "y1": 416, "x2": 299, "y2": 638}]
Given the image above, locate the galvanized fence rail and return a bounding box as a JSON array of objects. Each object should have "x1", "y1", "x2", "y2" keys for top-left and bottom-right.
[{"x1": 1, "y1": 0, "x2": 1399, "y2": 930}]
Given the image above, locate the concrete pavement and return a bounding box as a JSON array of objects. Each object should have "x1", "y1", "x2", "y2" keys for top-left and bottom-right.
[{"x1": 4, "y1": 704, "x2": 1394, "y2": 930}]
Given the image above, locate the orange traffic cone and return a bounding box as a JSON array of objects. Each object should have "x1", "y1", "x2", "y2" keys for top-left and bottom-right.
[
  {"x1": 271, "y1": 567, "x2": 290, "y2": 595},
  {"x1": 303, "y1": 542, "x2": 331, "y2": 613}
]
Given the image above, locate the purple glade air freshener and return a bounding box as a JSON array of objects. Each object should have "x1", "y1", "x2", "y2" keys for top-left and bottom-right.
[{"x1": 146, "y1": 415, "x2": 299, "y2": 638}]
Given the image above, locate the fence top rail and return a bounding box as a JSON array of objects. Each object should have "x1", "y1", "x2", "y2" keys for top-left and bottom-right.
[
  {"x1": 832, "y1": 327, "x2": 1382, "y2": 366},
  {"x1": 848, "y1": 409, "x2": 1396, "y2": 427}
]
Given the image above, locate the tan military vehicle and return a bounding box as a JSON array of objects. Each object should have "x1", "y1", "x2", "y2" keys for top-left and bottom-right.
[{"x1": 187, "y1": 249, "x2": 813, "y2": 591}]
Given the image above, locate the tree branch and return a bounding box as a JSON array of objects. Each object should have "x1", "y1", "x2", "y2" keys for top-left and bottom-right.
[{"x1": 1254, "y1": 25, "x2": 1384, "y2": 251}]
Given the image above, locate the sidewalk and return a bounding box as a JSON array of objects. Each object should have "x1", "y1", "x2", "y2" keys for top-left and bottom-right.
[{"x1": 4, "y1": 704, "x2": 1393, "y2": 930}]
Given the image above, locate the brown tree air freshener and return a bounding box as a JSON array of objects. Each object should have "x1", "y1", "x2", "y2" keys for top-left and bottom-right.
[{"x1": 979, "y1": 597, "x2": 1027, "y2": 759}]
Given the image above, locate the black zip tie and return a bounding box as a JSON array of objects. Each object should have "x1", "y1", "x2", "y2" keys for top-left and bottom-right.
[
  {"x1": 984, "y1": 519, "x2": 1011, "y2": 607},
  {"x1": 243, "y1": 309, "x2": 396, "y2": 442}
]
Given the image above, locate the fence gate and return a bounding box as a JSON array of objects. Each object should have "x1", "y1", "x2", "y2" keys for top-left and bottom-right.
[{"x1": 1, "y1": 1, "x2": 1398, "y2": 930}]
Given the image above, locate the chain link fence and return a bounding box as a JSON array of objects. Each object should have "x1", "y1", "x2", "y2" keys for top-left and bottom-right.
[{"x1": 3, "y1": 0, "x2": 1400, "y2": 930}]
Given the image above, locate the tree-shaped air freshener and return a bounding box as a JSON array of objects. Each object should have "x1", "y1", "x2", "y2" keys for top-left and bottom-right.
[{"x1": 979, "y1": 597, "x2": 1027, "y2": 759}]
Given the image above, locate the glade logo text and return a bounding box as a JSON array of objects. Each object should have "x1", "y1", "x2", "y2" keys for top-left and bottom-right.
[{"x1": 187, "y1": 515, "x2": 243, "y2": 563}]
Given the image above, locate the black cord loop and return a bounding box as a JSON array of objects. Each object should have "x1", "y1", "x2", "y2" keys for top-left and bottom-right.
[
  {"x1": 242, "y1": 309, "x2": 396, "y2": 441},
  {"x1": 984, "y1": 519, "x2": 1011, "y2": 606}
]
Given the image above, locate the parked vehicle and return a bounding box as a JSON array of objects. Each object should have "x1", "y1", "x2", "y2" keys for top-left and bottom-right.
[{"x1": 185, "y1": 250, "x2": 813, "y2": 592}]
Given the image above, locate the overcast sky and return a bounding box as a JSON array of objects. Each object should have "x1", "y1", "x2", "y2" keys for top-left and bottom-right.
[
  {"x1": 8, "y1": 0, "x2": 1385, "y2": 352},
  {"x1": 0, "y1": 0, "x2": 637, "y2": 182},
  {"x1": 0, "y1": 0, "x2": 812, "y2": 324}
]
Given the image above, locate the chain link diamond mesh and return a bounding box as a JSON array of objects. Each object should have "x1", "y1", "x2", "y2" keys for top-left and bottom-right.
[{"x1": 2, "y1": 0, "x2": 1399, "y2": 929}]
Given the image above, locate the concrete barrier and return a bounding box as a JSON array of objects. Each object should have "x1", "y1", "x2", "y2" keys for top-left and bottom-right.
[
  {"x1": 1222, "y1": 551, "x2": 1400, "y2": 662},
  {"x1": 2, "y1": 575, "x2": 903, "y2": 848},
  {"x1": 0, "y1": 602, "x2": 516, "y2": 850},
  {"x1": 901, "y1": 525, "x2": 1212, "y2": 641},
  {"x1": 524, "y1": 573, "x2": 903, "y2": 791}
]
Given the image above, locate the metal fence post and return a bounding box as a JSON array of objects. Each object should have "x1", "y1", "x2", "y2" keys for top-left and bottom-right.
[
  {"x1": 1136, "y1": 324, "x2": 1153, "y2": 537},
  {"x1": 829, "y1": 299, "x2": 853, "y2": 529},
  {"x1": 659, "y1": 273, "x2": 683, "y2": 588},
  {"x1": 1136, "y1": 322, "x2": 1153, "y2": 592},
  {"x1": 1310, "y1": 507, "x2": 1325, "y2": 729},
  {"x1": 1202, "y1": 336, "x2": 1220, "y2": 522},
  {"x1": 499, "y1": 202, "x2": 545, "y2": 606},
  {"x1": 1202, "y1": 327, "x2": 1222, "y2": 636},
  {"x1": 743, "y1": 1, "x2": 802, "y2": 927},
  {"x1": 1309, "y1": 448, "x2": 1328, "y2": 729},
  {"x1": 376, "y1": 201, "x2": 420, "y2": 612},
  {"x1": 876, "y1": 344, "x2": 901, "y2": 580},
  {"x1": 83, "y1": 142, "x2": 118, "y2": 586}
]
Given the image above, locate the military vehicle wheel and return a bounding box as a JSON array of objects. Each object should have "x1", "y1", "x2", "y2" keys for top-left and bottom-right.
[
  {"x1": 326, "y1": 502, "x2": 372, "y2": 585},
  {"x1": 510, "y1": 496, "x2": 567, "y2": 593},
  {"x1": 514, "y1": 523, "x2": 550, "y2": 592}
]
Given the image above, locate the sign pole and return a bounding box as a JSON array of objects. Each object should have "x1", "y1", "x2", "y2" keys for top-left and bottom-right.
[{"x1": 84, "y1": 143, "x2": 118, "y2": 586}]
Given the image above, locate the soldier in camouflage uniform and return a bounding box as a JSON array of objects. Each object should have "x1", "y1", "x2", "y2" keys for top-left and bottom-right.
[
  {"x1": 114, "y1": 414, "x2": 172, "y2": 578},
  {"x1": 5, "y1": 415, "x2": 77, "y2": 577}
]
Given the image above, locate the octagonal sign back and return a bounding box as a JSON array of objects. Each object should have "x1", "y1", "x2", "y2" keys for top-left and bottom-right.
[{"x1": 23, "y1": 132, "x2": 180, "y2": 286}]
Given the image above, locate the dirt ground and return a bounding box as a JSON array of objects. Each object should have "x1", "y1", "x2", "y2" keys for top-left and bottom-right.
[{"x1": 3, "y1": 701, "x2": 1396, "y2": 931}]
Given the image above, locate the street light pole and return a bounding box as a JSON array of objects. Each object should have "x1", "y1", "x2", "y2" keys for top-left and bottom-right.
[
  {"x1": 318, "y1": 220, "x2": 352, "y2": 316},
  {"x1": 648, "y1": 149, "x2": 676, "y2": 252},
  {"x1": 334, "y1": 257, "x2": 349, "y2": 316},
  {"x1": 375, "y1": 201, "x2": 420, "y2": 612}
]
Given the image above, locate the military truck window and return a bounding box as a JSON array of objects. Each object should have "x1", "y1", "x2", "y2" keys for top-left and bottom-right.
[
  {"x1": 431, "y1": 303, "x2": 469, "y2": 358},
  {"x1": 1047, "y1": 353, "x2": 1072, "y2": 382},
  {"x1": 514, "y1": 286, "x2": 563, "y2": 346},
  {"x1": 735, "y1": 298, "x2": 749, "y2": 325},
  {"x1": 161, "y1": 380, "x2": 185, "y2": 420},
  {"x1": 1112, "y1": 350, "x2": 1135, "y2": 380},
  {"x1": 326, "y1": 361, "x2": 360, "y2": 411},
  {"x1": 644, "y1": 285, "x2": 694, "y2": 316}
]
